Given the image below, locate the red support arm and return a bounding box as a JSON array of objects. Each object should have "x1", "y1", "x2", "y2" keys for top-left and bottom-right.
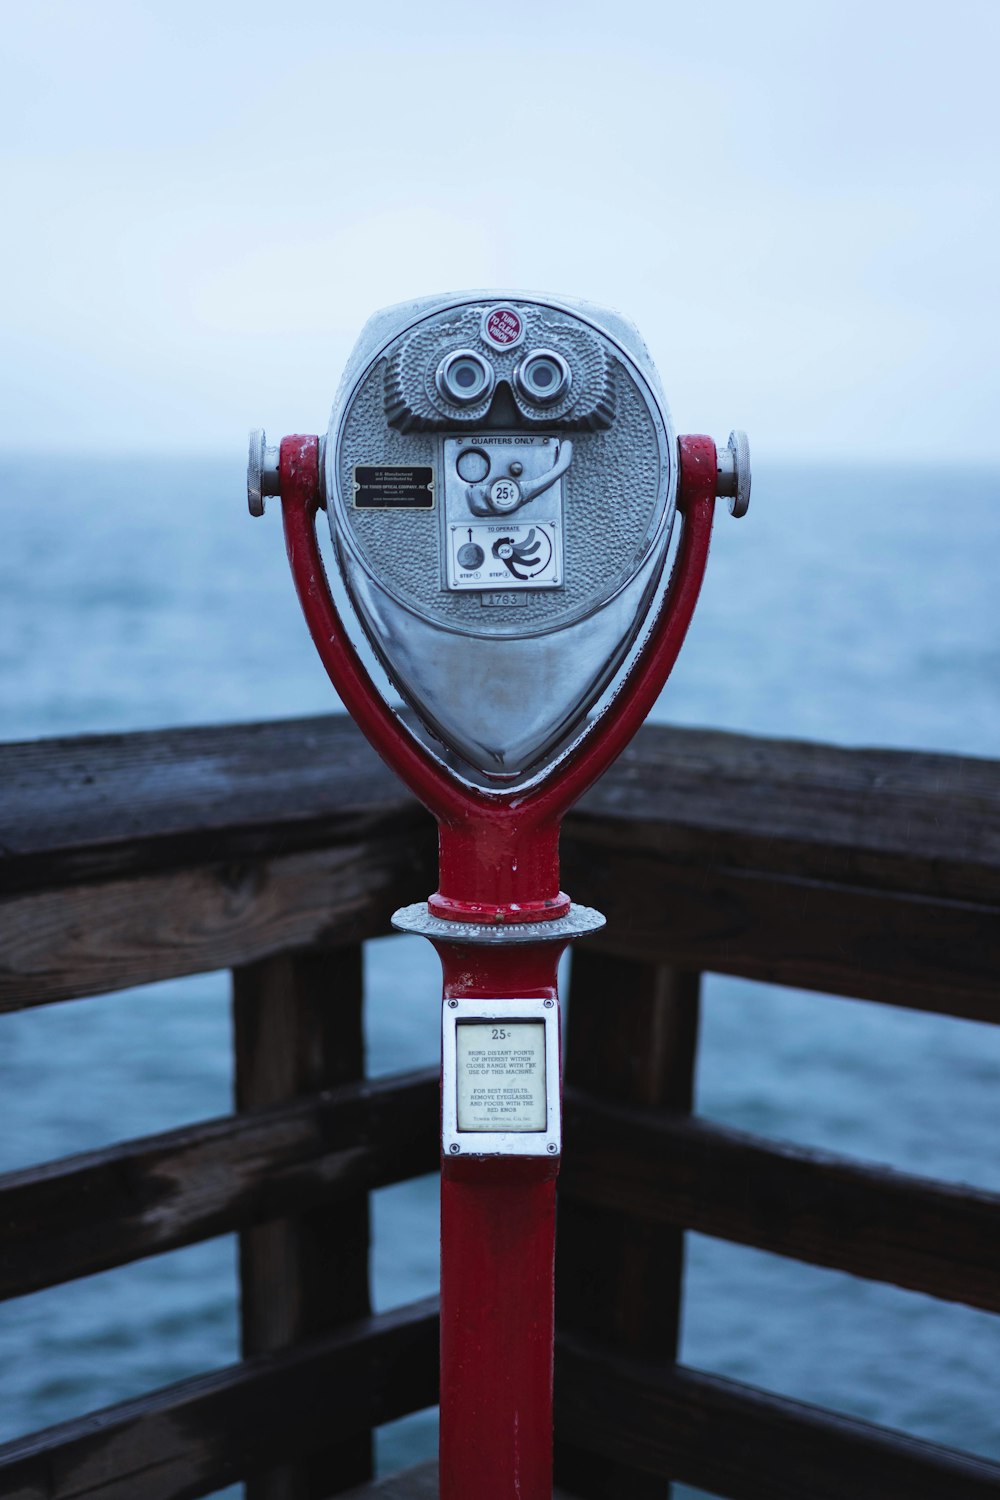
[{"x1": 280, "y1": 432, "x2": 717, "y2": 922}]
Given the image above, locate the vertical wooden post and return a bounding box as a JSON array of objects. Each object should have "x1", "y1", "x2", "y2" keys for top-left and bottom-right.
[
  {"x1": 555, "y1": 948, "x2": 701, "y2": 1500},
  {"x1": 233, "y1": 944, "x2": 372, "y2": 1500}
]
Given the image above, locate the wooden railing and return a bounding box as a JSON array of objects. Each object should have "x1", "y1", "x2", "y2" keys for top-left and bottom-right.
[{"x1": 1, "y1": 715, "x2": 999, "y2": 1499}]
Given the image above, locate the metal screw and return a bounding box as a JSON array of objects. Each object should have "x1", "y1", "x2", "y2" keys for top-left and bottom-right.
[
  {"x1": 448, "y1": 999, "x2": 459, "y2": 1008},
  {"x1": 546, "y1": 1142, "x2": 558, "y2": 1154},
  {"x1": 247, "y1": 428, "x2": 281, "y2": 517},
  {"x1": 449, "y1": 1143, "x2": 461, "y2": 1154},
  {"x1": 543, "y1": 999, "x2": 554, "y2": 1008},
  {"x1": 509, "y1": 461, "x2": 523, "y2": 476},
  {"x1": 715, "y1": 430, "x2": 751, "y2": 518}
]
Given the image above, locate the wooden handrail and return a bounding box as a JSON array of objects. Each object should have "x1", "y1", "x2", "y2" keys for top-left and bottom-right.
[
  {"x1": 3, "y1": 717, "x2": 1000, "y2": 1021},
  {"x1": 561, "y1": 1088, "x2": 1000, "y2": 1314},
  {"x1": 3, "y1": 715, "x2": 1000, "y2": 903},
  {"x1": 555, "y1": 1334, "x2": 1000, "y2": 1500},
  {"x1": 6, "y1": 1295, "x2": 996, "y2": 1500},
  {"x1": 0, "y1": 1067, "x2": 438, "y2": 1301},
  {"x1": 0, "y1": 1298, "x2": 440, "y2": 1500},
  {"x1": 2, "y1": 714, "x2": 999, "y2": 1499},
  {"x1": 0, "y1": 714, "x2": 424, "y2": 896}
]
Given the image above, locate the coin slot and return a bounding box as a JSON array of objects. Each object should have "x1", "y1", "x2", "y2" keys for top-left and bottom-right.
[{"x1": 456, "y1": 448, "x2": 491, "y2": 483}]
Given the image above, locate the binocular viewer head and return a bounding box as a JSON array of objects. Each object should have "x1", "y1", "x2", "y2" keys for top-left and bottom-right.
[{"x1": 250, "y1": 291, "x2": 748, "y2": 796}]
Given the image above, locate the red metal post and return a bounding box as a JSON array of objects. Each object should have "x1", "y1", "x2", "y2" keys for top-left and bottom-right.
[
  {"x1": 278, "y1": 431, "x2": 718, "y2": 1499},
  {"x1": 435, "y1": 937, "x2": 565, "y2": 1500}
]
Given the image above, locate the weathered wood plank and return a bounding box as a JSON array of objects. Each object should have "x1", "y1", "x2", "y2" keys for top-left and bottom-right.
[
  {"x1": 234, "y1": 945, "x2": 373, "y2": 1498},
  {"x1": 0, "y1": 837, "x2": 435, "y2": 1013},
  {"x1": 561, "y1": 1091, "x2": 1000, "y2": 1313},
  {"x1": 5, "y1": 826, "x2": 997, "y2": 1021},
  {"x1": 555, "y1": 1335, "x2": 1000, "y2": 1499},
  {"x1": 0, "y1": 1068, "x2": 438, "y2": 1301},
  {"x1": 574, "y1": 725, "x2": 1000, "y2": 907},
  {"x1": 564, "y1": 837, "x2": 1000, "y2": 1024},
  {"x1": 555, "y1": 953, "x2": 700, "y2": 1500},
  {"x1": 4, "y1": 719, "x2": 1000, "y2": 1020},
  {"x1": 0, "y1": 715, "x2": 425, "y2": 896},
  {"x1": 0, "y1": 1297, "x2": 439, "y2": 1500},
  {"x1": 4, "y1": 716, "x2": 1000, "y2": 907}
]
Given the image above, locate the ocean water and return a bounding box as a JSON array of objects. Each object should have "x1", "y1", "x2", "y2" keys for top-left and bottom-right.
[{"x1": 1, "y1": 454, "x2": 999, "y2": 1495}]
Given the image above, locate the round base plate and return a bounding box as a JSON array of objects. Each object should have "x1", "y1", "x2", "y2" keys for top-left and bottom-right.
[{"x1": 391, "y1": 901, "x2": 606, "y2": 945}]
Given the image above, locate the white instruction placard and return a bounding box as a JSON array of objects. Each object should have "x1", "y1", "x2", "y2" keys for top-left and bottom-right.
[{"x1": 456, "y1": 1021, "x2": 547, "y2": 1132}]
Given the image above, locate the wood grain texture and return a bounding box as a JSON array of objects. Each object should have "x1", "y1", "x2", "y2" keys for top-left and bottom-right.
[
  {"x1": 555, "y1": 1335, "x2": 1000, "y2": 1500},
  {"x1": 563, "y1": 837, "x2": 1000, "y2": 1023},
  {"x1": 0, "y1": 837, "x2": 435, "y2": 1013},
  {"x1": 574, "y1": 725, "x2": 1000, "y2": 907},
  {"x1": 0, "y1": 1067, "x2": 438, "y2": 1301},
  {"x1": 555, "y1": 953, "x2": 700, "y2": 1500},
  {"x1": 234, "y1": 946, "x2": 373, "y2": 1498},
  {"x1": 9, "y1": 1061, "x2": 985, "y2": 1315},
  {"x1": 6, "y1": 842, "x2": 996, "y2": 1019},
  {"x1": 0, "y1": 1297, "x2": 439, "y2": 1500},
  {"x1": 4, "y1": 715, "x2": 1000, "y2": 905},
  {"x1": 561, "y1": 1091, "x2": 1000, "y2": 1313},
  {"x1": 4, "y1": 717, "x2": 1000, "y2": 1020},
  {"x1": 0, "y1": 715, "x2": 424, "y2": 895}
]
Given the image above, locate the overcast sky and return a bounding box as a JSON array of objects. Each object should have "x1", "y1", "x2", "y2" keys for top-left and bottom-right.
[{"x1": 2, "y1": 0, "x2": 997, "y2": 461}]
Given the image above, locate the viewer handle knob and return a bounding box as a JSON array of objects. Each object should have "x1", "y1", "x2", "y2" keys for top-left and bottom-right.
[
  {"x1": 247, "y1": 429, "x2": 281, "y2": 516},
  {"x1": 715, "y1": 430, "x2": 751, "y2": 518}
]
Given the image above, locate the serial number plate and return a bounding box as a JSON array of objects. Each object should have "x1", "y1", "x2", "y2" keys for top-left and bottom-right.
[
  {"x1": 456, "y1": 1021, "x2": 547, "y2": 1132},
  {"x1": 480, "y1": 590, "x2": 527, "y2": 607},
  {"x1": 352, "y1": 465, "x2": 434, "y2": 509}
]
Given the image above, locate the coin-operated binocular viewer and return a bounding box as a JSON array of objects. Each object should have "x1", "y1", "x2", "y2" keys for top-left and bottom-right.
[{"x1": 247, "y1": 293, "x2": 749, "y2": 1500}]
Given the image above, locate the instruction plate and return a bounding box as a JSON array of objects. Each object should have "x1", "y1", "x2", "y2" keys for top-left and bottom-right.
[
  {"x1": 456, "y1": 1021, "x2": 547, "y2": 1132},
  {"x1": 448, "y1": 521, "x2": 561, "y2": 590},
  {"x1": 441, "y1": 997, "x2": 561, "y2": 1157}
]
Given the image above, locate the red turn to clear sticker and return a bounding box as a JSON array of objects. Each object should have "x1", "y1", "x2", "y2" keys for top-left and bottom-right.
[{"x1": 483, "y1": 307, "x2": 523, "y2": 346}]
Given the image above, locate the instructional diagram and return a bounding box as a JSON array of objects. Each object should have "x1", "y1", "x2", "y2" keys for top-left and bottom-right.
[{"x1": 447, "y1": 520, "x2": 561, "y2": 590}]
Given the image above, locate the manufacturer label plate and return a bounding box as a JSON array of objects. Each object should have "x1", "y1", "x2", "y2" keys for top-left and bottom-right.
[{"x1": 353, "y1": 465, "x2": 434, "y2": 509}]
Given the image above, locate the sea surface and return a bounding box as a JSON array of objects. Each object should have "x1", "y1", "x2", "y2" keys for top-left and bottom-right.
[{"x1": 1, "y1": 454, "x2": 999, "y2": 1496}]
